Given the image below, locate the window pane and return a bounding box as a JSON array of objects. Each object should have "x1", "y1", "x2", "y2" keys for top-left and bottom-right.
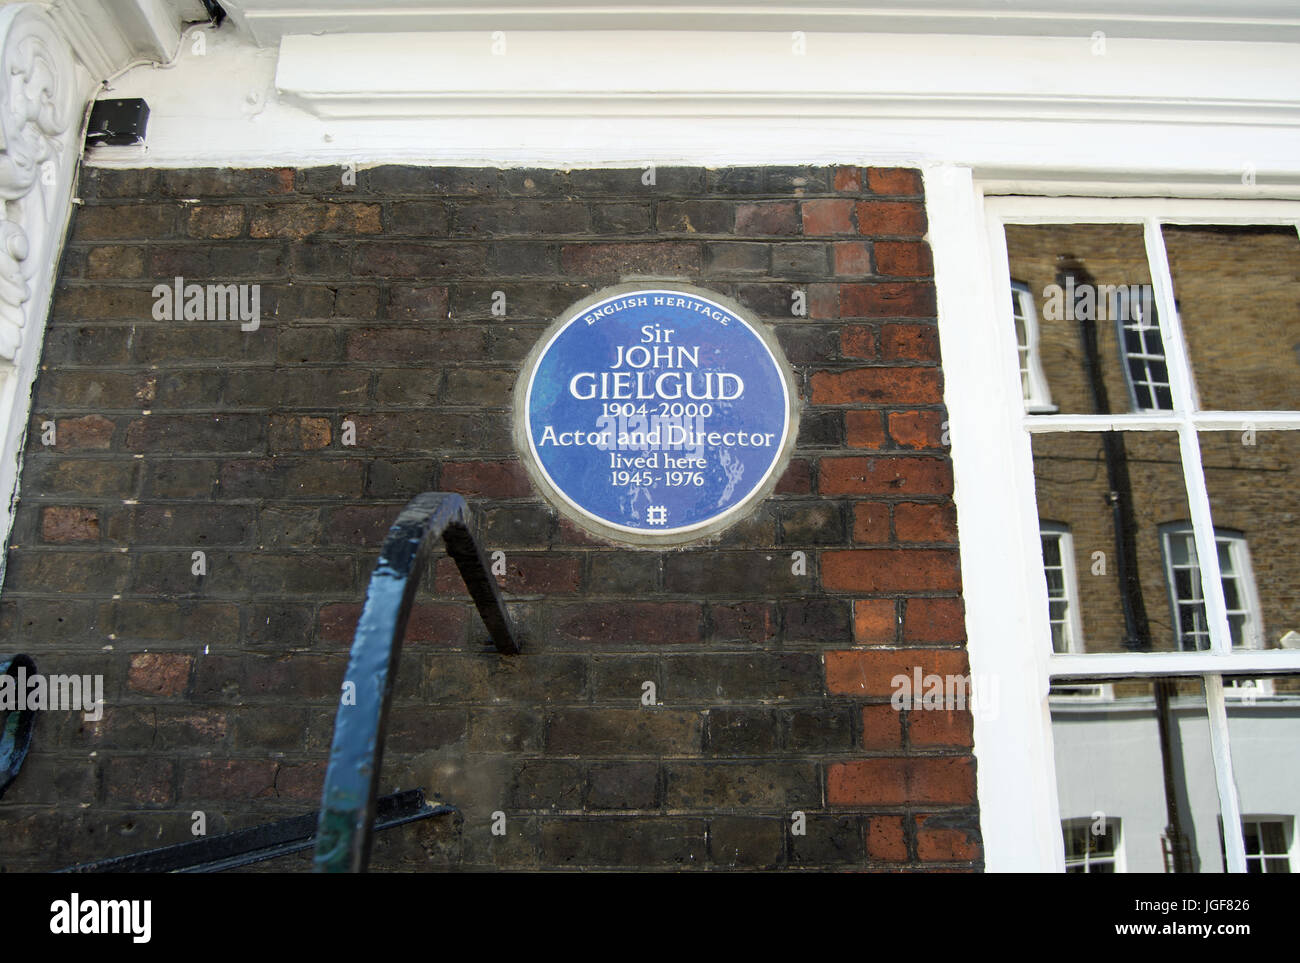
[
  {"x1": 1224, "y1": 674, "x2": 1300, "y2": 874},
  {"x1": 1199, "y1": 431, "x2": 1299, "y2": 650},
  {"x1": 1004, "y1": 224, "x2": 1159, "y2": 415},
  {"x1": 1052, "y1": 678, "x2": 1223, "y2": 872},
  {"x1": 1033, "y1": 432, "x2": 1193, "y2": 653},
  {"x1": 1162, "y1": 225, "x2": 1300, "y2": 411}
]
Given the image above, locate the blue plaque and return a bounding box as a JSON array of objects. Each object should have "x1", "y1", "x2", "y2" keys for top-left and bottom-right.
[{"x1": 516, "y1": 285, "x2": 797, "y2": 543}]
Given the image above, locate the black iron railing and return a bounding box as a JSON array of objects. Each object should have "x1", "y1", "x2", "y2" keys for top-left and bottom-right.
[
  {"x1": 312, "y1": 492, "x2": 520, "y2": 872},
  {"x1": 44, "y1": 492, "x2": 517, "y2": 873}
]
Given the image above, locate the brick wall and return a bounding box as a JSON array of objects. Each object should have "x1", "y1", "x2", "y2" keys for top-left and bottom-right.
[{"x1": 0, "y1": 164, "x2": 979, "y2": 870}]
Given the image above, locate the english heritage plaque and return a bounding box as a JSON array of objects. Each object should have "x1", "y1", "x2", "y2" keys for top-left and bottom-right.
[{"x1": 515, "y1": 284, "x2": 798, "y2": 544}]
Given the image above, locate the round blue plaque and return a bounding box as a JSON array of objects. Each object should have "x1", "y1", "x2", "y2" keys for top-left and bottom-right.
[{"x1": 516, "y1": 285, "x2": 797, "y2": 544}]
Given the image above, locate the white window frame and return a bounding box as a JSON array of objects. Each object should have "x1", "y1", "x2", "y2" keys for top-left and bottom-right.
[
  {"x1": 927, "y1": 171, "x2": 1300, "y2": 873},
  {"x1": 1010, "y1": 280, "x2": 1057, "y2": 413}
]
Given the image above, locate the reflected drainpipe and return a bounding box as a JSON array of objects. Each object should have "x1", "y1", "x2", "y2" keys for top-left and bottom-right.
[{"x1": 1057, "y1": 256, "x2": 1194, "y2": 873}]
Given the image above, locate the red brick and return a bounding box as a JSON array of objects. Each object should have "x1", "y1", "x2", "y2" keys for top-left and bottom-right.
[
  {"x1": 820, "y1": 456, "x2": 951, "y2": 496},
  {"x1": 440, "y1": 460, "x2": 532, "y2": 498},
  {"x1": 811, "y1": 368, "x2": 941, "y2": 406},
  {"x1": 801, "y1": 199, "x2": 855, "y2": 236},
  {"x1": 894, "y1": 502, "x2": 957, "y2": 543},
  {"x1": 833, "y1": 241, "x2": 873, "y2": 275},
  {"x1": 809, "y1": 282, "x2": 839, "y2": 319},
  {"x1": 55, "y1": 414, "x2": 114, "y2": 449},
  {"x1": 866, "y1": 168, "x2": 924, "y2": 196},
  {"x1": 856, "y1": 200, "x2": 927, "y2": 237},
  {"x1": 845, "y1": 410, "x2": 885, "y2": 449},
  {"x1": 827, "y1": 756, "x2": 975, "y2": 805},
  {"x1": 875, "y1": 240, "x2": 933, "y2": 277},
  {"x1": 834, "y1": 166, "x2": 863, "y2": 192},
  {"x1": 852, "y1": 502, "x2": 890, "y2": 543},
  {"x1": 825, "y1": 648, "x2": 970, "y2": 696},
  {"x1": 853, "y1": 599, "x2": 896, "y2": 643},
  {"x1": 41, "y1": 506, "x2": 99, "y2": 543},
  {"x1": 841, "y1": 325, "x2": 876, "y2": 359},
  {"x1": 862, "y1": 704, "x2": 903, "y2": 749},
  {"x1": 866, "y1": 815, "x2": 908, "y2": 860},
  {"x1": 127, "y1": 652, "x2": 194, "y2": 696},
  {"x1": 916, "y1": 816, "x2": 981, "y2": 861},
  {"x1": 735, "y1": 202, "x2": 800, "y2": 236},
  {"x1": 822, "y1": 548, "x2": 961, "y2": 593},
  {"x1": 775, "y1": 458, "x2": 813, "y2": 494},
  {"x1": 888, "y1": 410, "x2": 945, "y2": 449},
  {"x1": 910, "y1": 709, "x2": 974, "y2": 749},
  {"x1": 840, "y1": 282, "x2": 936, "y2": 318},
  {"x1": 903, "y1": 597, "x2": 966, "y2": 642},
  {"x1": 881, "y1": 323, "x2": 940, "y2": 361}
]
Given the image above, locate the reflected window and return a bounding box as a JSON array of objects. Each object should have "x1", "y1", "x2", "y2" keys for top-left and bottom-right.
[
  {"x1": 1221, "y1": 818, "x2": 1294, "y2": 873},
  {"x1": 1160, "y1": 525, "x2": 1263, "y2": 651},
  {"x1": 1113, "y1": 287, "x2": 1173, "y2": 411},
  {"x1": 1011, "y1": 280, "x2": 1056, "y2": 413},
  {"x1": 1063, "y1": 817, "x2": 1122, "y2": 872},
  {"x1": 1041, "y1": 523, "x2": 1082, "y2": 653}
]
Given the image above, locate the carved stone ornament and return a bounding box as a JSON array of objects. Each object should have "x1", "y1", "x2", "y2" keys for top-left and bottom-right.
[{"x1": 0, "y1": 4, "x2": 76, "y2": 362}]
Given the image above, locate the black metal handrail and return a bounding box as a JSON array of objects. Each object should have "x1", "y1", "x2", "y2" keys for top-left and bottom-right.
[{"x1": 312, "y1": 492, "x2": 520, "y2": 873}]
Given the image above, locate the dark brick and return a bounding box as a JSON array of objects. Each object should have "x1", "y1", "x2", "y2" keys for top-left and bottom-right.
[
  {"x1": 560, "y1": 242, "x2": 700, "y2": 276},
  {"x1": 586, "y1": 762, "x2": 658, "y2": 809},
  {"x1": 657, "y1": 200, "x2": 735, "y2": 234},
  {"x1": 707, "y1": 708, "x2": 779, "y2": 754},
  {"x1": 710, "y1": 816, "x2": 784, "y2": 868},
  {"x1": 541, "y1": 817, "x2": 706, "y2": 868},
  {"x1": 547, "y1": 708, "x2": 702, "y2": 755},
  {"x1": 665, "y1": 762, "x2": 819, "y2": 808}
]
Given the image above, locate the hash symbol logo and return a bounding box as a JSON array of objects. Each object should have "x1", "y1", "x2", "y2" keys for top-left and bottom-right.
[{"x1": 646, "y1": 505, "x2": 668, "y2": 525}]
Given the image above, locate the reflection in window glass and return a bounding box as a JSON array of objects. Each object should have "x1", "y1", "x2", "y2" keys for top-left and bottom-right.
[
  {"x1": 1063, "y1": 817, "x2": 1121, "y2": 872},
  {"x1": 1200, "y1": 431, "x2": 1300, "y2": 651},
  {"x1": 1224, "y1": 674, "x2": 1300, "y2": 873},
  {"x1": 1160, "y1": 525, "x2": 1260, "y2": 650},
  {"x1": 1113, "y1": 288, "x2": 1172, "y2": 411},
  {"x1": 1162, "y1": 225, "x2": 1300, "y2": 412},
  {"x1": 1053, "y1": 678, "x2": 1222, "y2": 872},
  {"x1": 1004, "y1": 224, "x2": 1155, "y2": 415},
  {"x1": 1033, "y1": 432, "x2": 1192, "y2": 653},
  {"x1": 1041, "y1": 524, "x2": 1080, "y2": 653}
]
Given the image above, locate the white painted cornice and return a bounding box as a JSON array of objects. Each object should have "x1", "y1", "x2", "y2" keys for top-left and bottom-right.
[
  {"x1": 0, "y1": 2, "x2": 91, "y2": 589},
  {"x1": 47, "y1": 0, "x2": 186, "y2": 83},
  {"x1": 274, "y1": 29, "x2": 1300, "y2": 129},
  {"x1": 223, "y1": 1, "x2": 1300, "y2": 46}
]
